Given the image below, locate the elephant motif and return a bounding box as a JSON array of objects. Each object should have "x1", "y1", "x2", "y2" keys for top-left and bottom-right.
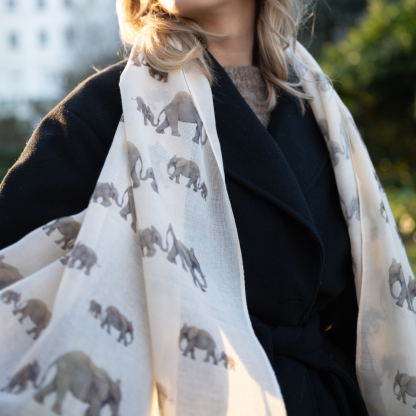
[
  {"x1": 33, "y1": 351, "x2": 122, "y2": 416},
  {"x1": 42, "y1": 216, "x2": 81, "y2": 250},
  {"x1": 101, "y1": 306, "x2": 134, "y2": 346},
  {"x1": 127, "y1": 141, "x2": 143, "y2": 189},
  {"x1": 156, "y1": 382, "x2": 171, "y2": 416},
  {"x1": 156, "y1": 91, "x2": 207, "y2": 145},
  {"x1": 13, "y1": 299, "x2": 52, "y2": 340},
  {"x1": 0, "y1": 360, "x2": 40, "y2": 394},
  {"x1": 1, "y1": 289, "x2": 21, "y2": 307},
  {"x1": 313, "y1": 72, "x2": 331, "y2": 92},
  {"x1": 388, "y1": 258, "x2": 413, "y2": 311},
  {"x1": 199, "y1": 182, "x2": 208, "y2": 201},
  {"x1": 141, "y1": 167, "x2": 159, "y2": 193},
  {"x1": 374, "y1": 170, "x2": 384, "y2": 193},
  {"x1": 120, "y1": 186, "x2": 137, "y2": 232},
  {"x1": 91, "y1": 182, "x2": 121, "y2": 208},
  {"x1": 132, "y1": 96, "x2": 158, "y2": 127},
  {"x1": 139, "y1": 226, "x2": 168, "y2": 257},
  {"x1": 380, "y1": 200, "x2": 389, "y2": 223},
  {"x1": 362, "y1": 307, "x2": 385, "y2": 334},
  {"x1": 179, "y1": 324, "x2": 218, "y2": 364},
  {"x1": 89, "y1": 300, "x2": 102, "y2": 319},
  {"x1": 317, "y1": 119, "x2": 349, "y2": 167},
  {"x1": 394, "y1": 370, "x2": 416, "y2": 408},
  {"x1": 167, "y1": 155, "x2": 201, "y2": 192},
  {"x1": 61, "y1": 242, "x2": 100, "y2": 276},
  {"x1": 218, "y1": 352, "x2": 236, "y2": 371},
  {"x1": 166, "y1": 225, "x2": 207, "y2": 292},
  {"x1": 340, "y1": 196, "x2": 360, "y2": 225},
  {"x1": 408, "y1": 277, "x2": 416, "y2": 313},
  {"x1": 0, "y1": 255, "x2": 23, "y2": 290}
]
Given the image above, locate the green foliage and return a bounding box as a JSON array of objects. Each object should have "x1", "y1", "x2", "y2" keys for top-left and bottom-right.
[{"x1": 320, "y1": 0, "x2": 416, "y2": 184}]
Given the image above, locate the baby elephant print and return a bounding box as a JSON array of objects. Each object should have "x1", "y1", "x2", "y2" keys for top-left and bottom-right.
[
  {"x1": 1, "y1": 289, "x2": 21, "y2": 307},
  {"x1": 140, "y1": 226, "x2": 168, "y2": 257},
  {"x1": 166, "y1": 225, "x2": 207, "y2": 292},
  {"x1": 380, "y1": 200, "x2": 389, "y2": 223},
  {"x1": 132, "y1": 96, "x2": 158, "y2": 127},
  {"x1": 91, "y1": 182, "x2": 122, "y2": 207},
  {"x1": 141, "y1": 167, "x2": 159, "y2": 193},
  {"x1": 388, "y1": 258, "x2": 413, "y2": 311},
  {"x1": 199, "y1": 182, "x2": 208, "y2": 201},
  {"x1": 218, "y1": 352, "x2": 236, "y2": 371},
  {"x1": 167, "y1": 155, "x2": 206, "y2": 194},
  {"x1": 120, "y1": 186, "x2": 137, "y2": 232},
  {"x1": 89, "y1": 300, "x2": 102, "y2": 319},
  {"x1": 61, "y1": 242, "x2": 100, "y2": 276},
  {"x1": 0, "y1": 255, "x2": 23, "y2": 290},
  {"x1": 0, "y1": 360, "x2": 40, "y2": 394},
  {"x1": 101, "y1": 306, "x2": 134, "y2": 346},
  {"x1": 127, "y1": 141, "x2": 143, "y2": 189},
  {"x1": 33, "y1": 351, "x2": 122, "y2": 416},
  {"x1": 42, "y1": 216, "x2": 81, "y2": 250},
  {"x1": 394, "y1": 370, "x2": 416, "y2": 408},
  {"x1": 156, "y1": 91, "x2": 207, "y2": 145},
  {"x1": 179, "y1": 324, "x2": 218, "y2": 364},
  {"x1": 340, "y1": 196, "x2": 360, "y2": 225}
]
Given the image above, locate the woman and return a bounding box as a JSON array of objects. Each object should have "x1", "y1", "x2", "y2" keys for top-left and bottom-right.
[{"x1": 0, "y1": 1, "x2": 411, "y2": 415}]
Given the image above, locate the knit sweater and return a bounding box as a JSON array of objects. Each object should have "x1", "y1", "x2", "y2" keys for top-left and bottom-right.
[{"x1": 223, "y1": 66, "x2": 271, "y2": 127}]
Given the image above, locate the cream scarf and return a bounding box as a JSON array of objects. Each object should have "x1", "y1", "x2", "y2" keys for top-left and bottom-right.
[{"x1": 0, "y1": 39, "x2": 414, "y2": 416}]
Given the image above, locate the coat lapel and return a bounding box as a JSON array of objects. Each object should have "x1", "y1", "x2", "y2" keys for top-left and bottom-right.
[{"x1": 210, "y1": 57, "x2": 322, "y2": 244}]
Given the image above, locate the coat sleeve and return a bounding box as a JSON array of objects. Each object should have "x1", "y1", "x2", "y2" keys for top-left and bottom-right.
[{"x1": 0, "y1": 61, "x2": 126, "y2": 250}]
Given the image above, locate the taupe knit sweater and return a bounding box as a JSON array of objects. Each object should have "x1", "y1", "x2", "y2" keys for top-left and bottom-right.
[{"x1": 224, "y1": 66, "x2": 271, "y2": 127}]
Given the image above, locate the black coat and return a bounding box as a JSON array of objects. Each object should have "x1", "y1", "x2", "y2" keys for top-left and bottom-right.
[{"x1": 0, "y1": 59, "x2": 368, "y2": 416}]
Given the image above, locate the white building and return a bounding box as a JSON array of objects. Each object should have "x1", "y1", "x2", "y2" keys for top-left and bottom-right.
[{"x1": 0, "y1": 0, "x2": 120, "y2": 119}]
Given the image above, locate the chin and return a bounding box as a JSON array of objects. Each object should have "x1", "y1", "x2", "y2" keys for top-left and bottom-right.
[{"x1": 160, "y1": 0, "x2": 226, "y2": 18}]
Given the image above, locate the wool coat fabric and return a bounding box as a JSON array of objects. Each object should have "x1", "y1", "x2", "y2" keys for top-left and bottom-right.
[{"x1": 0, "y1": 41, "x2": 414, "y2": 416}]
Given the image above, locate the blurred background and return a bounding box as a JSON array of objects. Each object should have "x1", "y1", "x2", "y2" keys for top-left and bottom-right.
[{"x1": 0, "y1": 0, "x2": 415, "y2": 271}]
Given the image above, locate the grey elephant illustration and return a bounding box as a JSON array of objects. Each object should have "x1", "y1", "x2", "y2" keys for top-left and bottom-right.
[
  {"x1": 101, "y1": 306, "x2": 134, "y2": 346},
  {"x1": 0, "y1": 255, "x2": 23, "y2": 290},
  {"x1": 0, "y1": 360, "x2": 40, "y2": 394},
  {"x1": 218, "y1": 352, "x2": 236, "y2": 371},
  {"x1": 120, "y1": 186, "x2": 137, "y2": 232},
  {"x1": 156, "y1": 382, "x2": 171, "y2": 416},
  {"x1": 380, "y1": 200, "x2": 389, "y2": 223},
  {"x1": 13, "y1": 299, "x2": 52, "y2": 340},
  {"x1": 340, "y1": 196, "x2": 360, "y2": 225},
  {"x1": 42, "y1": 216, "x2": 81, "y2": 250},
  {"x1": 313, "y1": 72, "x2": 331, "y2": 92},
  {"x1": 156, "y1": 91, "x2": 207, "y2": 145},
  {"x1": 33, "y1": 351, "x2": 121, "y2": 416},
  {"x1": 362, "y1": 307, "x2": 385, "y2": 334},
  {"x1": 166, "y1": 225, "x2": 207, "y2": 292},
  {"x1": 61, "y1": 242, "x2": 100, "y2": 276},
  {"x1": 374, "y1": 170, "x2": 384, "y2": 193},
  {"x1": 1, "y1": 289, "x2": 21, "y2": 307},
  {"x1": 89, "y1": 300, "x2": 102, "y2": 319},
  {"x1": 132, "y1": 97, "x2": 158, "y2": 127},
  {"x1": 394, "y1": 370, "x2": 416, "y2": 408},
  {"x1": 408, "y1": 277, "x2": 416, "y2": 314},
  {"x1": 167, "y1": 155, "x2": 202, "y2": 192},
  {"x1": 92, "y1": 182, "x2": 121, "y2": 208},
  {"x1": 139, "y1": 226, "x2": 168, "y2": 257},
  {"x1": 388, "y1": 258, "x2": 413, "y2": 311},
  {"x1": 141, "y1": 58, "x2": 168, "y2": 82},
  {"x1": 127, "y1": 141, "x2": 143, "y2": 189},
  {"x1": 199, "y1": 182, "x2": 208, "y2": 201},
  {"x1": 179, "y1": 324, "x2": 218, "y2": 364},
  {"x1": 141, "y1": 167, "x2": 159, "y2": 193},
  {"x1": 317, "y1": 119, "x2": 349, "y2": 167}
]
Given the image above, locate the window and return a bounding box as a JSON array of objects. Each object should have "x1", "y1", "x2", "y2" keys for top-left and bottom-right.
[
  {"x1": 37, "y1": 0, "x2": 45, "y2": 9},
  {"x1": 7, "y1": 0, "x2": 16, "y2": 11},
  {"x1": 64, "y1": 27, "x2": 75, "y2": 46},
  {"x1": 9, "y1": 33, "x2": 18, "y2": 50},
  {"x1": 39, "y1": 30, "x2": 47, "y2": 47}
]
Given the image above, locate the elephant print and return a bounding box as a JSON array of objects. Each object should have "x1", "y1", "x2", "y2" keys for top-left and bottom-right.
[
  {"x1": 0, "y1": 255, "x2": 23, "y2": 290},
  {"x1": 141, "y1": 167, "x2": 159, "y2": 193},
  {"x1": 340, "y1": 196, "x2": 360, "y2": 225},
  {"x1": 179, "y1": 324, "x2": 218, "y2": 364},
  {"x1": 1, "y1": 289, "x2": 21, "y2": 307},
  {"x1": 408, "y1": 277, "x2": 416, "y2": 313},
  {"x1": 120, "y1": 186, "x2": 137, "y2": 232},
  {"x1": 13, "y1": 298, "x2": 52, "y2": 340},
  {"x1": 199, "y1": 182, "x2": 208, "y2": 201},
  {"x1": 166, "y1": 224, "x2": 207, "y2": 292},
  {"x1": 61, "y1": 242, "x2": 100, "y2": 275},
  {"x1": 89, "y1": 300, "x2": 102, "y2": 319},
  {"x1": 156, "y1": 382, "x2": 171, "y2": 416},
  {"x1": 0, "y1": 360, "x2": 40, "y2": 394},
  {"x1": 131, "y1": 50, "x2": 142, "y2": 67},
  {"x1": 92, "y1": 182, "x2": 122, "y2": 208},
  {"x1": 388, "y1": 258, "x2": 413, "y2": 311},
  {"x1": 362, "y1": 307, "x2": 385, "y2": 335},
  {"x1": 380, "y1": 200, "x2": 389, "y2": 223},
  {"x1": 141, "y1": 58, "x2": 168, "y2": 82},
  {"x1": 218, "y1": 352, "x2": 236, "y2": 371},
  {"x1": 317, "y1": 119, "x2": 349, "y2": 167},
  {"x1": 127, "y1": 141, "x2": 143, "y2": 189},
  {"x1": 394, "y1": 370, "x2": 416, "y2": 408},
  {"x1": 132, "y1": 96, "x2": 158, "y2": 127},
  {"x1": 167, "y1": 155, "x2": 207, "y2": 197},
  {"x1": 156, "y1": 91, "x2": 207, "y2": 145},
  {"x1": 42, "y1": 216, "x2": 81, "y2": 250},
  {"x1": 313, "y1": 72, "x2": 331, "y2": 92},
  {"x1": 101, "y1": 306, "x2": 134, "y2": 346},
  {"x1": 33, "y1": 351, "x2": 122, "y2": 416},
  {"x1": 139, "y1": 226, "x2": 168, "y2": 257}
]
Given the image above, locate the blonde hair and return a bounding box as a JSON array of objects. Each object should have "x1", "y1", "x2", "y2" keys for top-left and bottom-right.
[{"x1": 116, "y1": 0, "x2": 314, "y2": 111}]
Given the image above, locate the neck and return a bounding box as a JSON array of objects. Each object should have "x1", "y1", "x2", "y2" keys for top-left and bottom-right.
[{"x1": 192, "y1": 0, "x2": 256, "y2": 67}]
